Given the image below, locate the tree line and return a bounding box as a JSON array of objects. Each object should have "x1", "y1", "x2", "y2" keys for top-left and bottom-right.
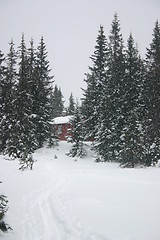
[
  {"x1": 80, "y1": 13, "x2": 160, "y2": 167},
  {"x1": 0, "y1": 36, "x2": 77, "y2": 232},
  {"x1": 0, "y1": 14, "x2": 160, "y2": 169},
  {"x1": 0, "y1": 35, "x2": 76, "y2": 170}
]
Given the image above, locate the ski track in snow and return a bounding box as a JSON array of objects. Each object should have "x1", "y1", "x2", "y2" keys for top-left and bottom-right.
[
  {"x1": 17, "y1": 161, "x2": 105, "y2": 240},
  {"x1": 2, "y1": 143, "x2": 160, "y2": 240}
]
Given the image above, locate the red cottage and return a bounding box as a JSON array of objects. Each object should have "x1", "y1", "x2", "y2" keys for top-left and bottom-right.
[{"x1": 52, "y1": 116, "x2": 73, "y2": 141}]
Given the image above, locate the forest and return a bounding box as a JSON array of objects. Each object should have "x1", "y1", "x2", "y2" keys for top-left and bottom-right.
[
  {"x1": 81, "y1": 14, "x2": 160, "y2": 168},
  {"x1": 0, "y1": 13, "x2": 160, "y2": 233},
  {"x1": 0, "y1": 14, "x2": 160, "y2": 169}
]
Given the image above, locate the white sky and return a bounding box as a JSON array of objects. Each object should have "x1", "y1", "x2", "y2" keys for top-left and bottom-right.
[{"x1": 1, "y1": 0, "x2": 160, "y2": 105}]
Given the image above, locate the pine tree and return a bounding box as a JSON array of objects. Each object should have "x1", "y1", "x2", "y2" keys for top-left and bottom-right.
[
  {"x1": 50, "y1": 84, "x2": 64, "y2": 118},
  {"x1": 82, "y1": 25, "x2": 108, "y2": 141},
  {"x1": 68, "y1": 103, "x2": 86, "y2": 158},
  {"x1": 9, "y1": 34, "x2": 36, "y2": 169},
  {"x1": 94, "y1": 14, "x2": 126, "y2": 162},
  {"x1": 119, "y1": 33, "x2": 145, "y2": 167},
  {"x1": 68, "y1": 93, "x2": 75, "y2": 115},
  {"x1": 2, "y1": 40, "x2": 18, "y2": 157},
  {"x1": 1, "y1": 36, "x2": 55, "y2": 167},
  {"x1": 107, "y1": 13, "x2": 126, "y2": 158},
  {"x1": 0, "y1": 182, "x2": 12, "y2": 232},
  {"x1": 81, "y1": 73, "x2": 97, "y2": 140},
  {"x1": 143, "y1": 20, "x2": 160, "y2": 166},
  {"x1": 34, "y1": 36, "x2": 54, "y2": 148},
  {"x1": 0, "y1": 50, "x2": 7, "y2": 153}
]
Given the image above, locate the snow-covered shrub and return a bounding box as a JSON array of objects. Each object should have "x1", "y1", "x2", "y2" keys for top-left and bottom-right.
[
  {"x1": 0, "y1": 183, "x2": 12, "y2": 232},
  {"x1": 19, "y1": 152, "x2": 34, "y2": 171}
]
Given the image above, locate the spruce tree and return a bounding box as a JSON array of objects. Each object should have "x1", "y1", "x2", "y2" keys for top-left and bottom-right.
[
  {"x1": 68, "y1": 93, "x2": 75, "y2": 115},
  {"x1": 0, "y1": 50, "x2": 7, "y2": 152},
  {"x1": 50, "y1": 84, "x2": 64, "y2": 118},
  {"x1": 94, "y1": 14, "x2": 126, "y2": 162},
  {"x1": 34, "y1": 36, "x2": 54, "y2": 148},
  {"x1": 81, "y1": 72, "x2": 97, "y2": 140},
  {"x1": 82, "y1": 25, "x2": 108, "y2": 141},
  {"x1": 143, "y1": 20, "x2": 160, "y2": 166},
  {"x1": 12, "y1": 34, "x2": 36, "y2": 168},
  {"x1": 3, "y1": 40, "x2": 18, "y2": 157},
  {"x1": 119, "y1": 34, "x2": 145, "y2": 167},
  {"x1": 0, "y1": 182, "x2": 12, "y2": 232},
  {"x1": 107, "y1": 13, "x2": 126, "y2": 159},
  {"x1": 69, "y1": 103, "x2": 86, "y2": 158}
]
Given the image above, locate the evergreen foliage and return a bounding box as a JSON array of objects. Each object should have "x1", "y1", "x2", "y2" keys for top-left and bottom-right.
[
  {"x1": 82, "y1": 15, "x2": 160, "y2": 167},
  {"x1": 0, "y1": 183, "x2": 12, "y2": 232},
  {"x1": 143, "y1": 20, "x2": 160, "y2": 166},
  {"x1": 0, "y1": 50, "x2": 7, "y2": 153},
  {"x1": 3, "y1": 40, "x2": 18, "y2": 158},
  {"x1": 19, "y1": 152, "x2": 34, "y2": 171},
  {"x1": 0, "y1": 35, "x2": 56, "y2": 169},
  {"x1": 119, "y1": 33, "x2": 145, "y2": 167},
  {"x1": 82, "y1": 25, "x2": 108, "y2": 141},
  {"x1": 69, "y1": 104, "x2": 86, "y2": 158},
  {"x1": 94, "y1": 14, "x2": 126, "y2": 162},
  {"x1": 50, "y1": 84, "x2": 64, "y2": 118},
  {"x1": 0, "y1": 16, "x2": 160, "y2": 168},
  {"x1": 47, "y1": 122, "x2": 59, "y2": 148},
  {"x1": 67, "y1": 93, "x2": 75, "y2": 115},
  {"x1": 33, "y1": 37, "x2": 54, "y2": 148},
  {"x1": 13, "y1": 34, "x2": 38, "y2": 159}
]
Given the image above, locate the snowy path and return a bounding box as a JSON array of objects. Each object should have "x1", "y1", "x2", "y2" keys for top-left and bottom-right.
[
  {"x1": 1, "y1": 155, "x2": 103, "y2": 240},
  {"x1": 1, "y1": 142, "x2": 160, "y2": 240},
  {"x1": 18, "y1": 162, "x2": 105, "y2": 240}
]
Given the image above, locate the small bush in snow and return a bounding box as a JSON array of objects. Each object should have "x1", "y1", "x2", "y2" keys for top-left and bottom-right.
[
  {"x1": 0, "y1": 183, "x2": 12, "y2": 233},
  {"x1": 19, "y1": 152, "x2": 34, "y2": 171}
]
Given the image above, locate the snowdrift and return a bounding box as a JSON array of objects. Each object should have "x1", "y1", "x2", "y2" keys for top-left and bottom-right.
[{"x1": 1, "y1": 141, "x2": 160, "y2": 240}]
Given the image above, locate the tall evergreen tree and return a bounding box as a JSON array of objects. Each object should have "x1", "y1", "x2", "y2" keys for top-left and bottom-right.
[
  {"x1": 68, "y1": 103, "x2": 86, "y2": 158},
  {"x1": 0, "y1": 50, "x2": 7, "y2": 152},
  {"x1": 68, "y1": 93, "x2": 75, "y2": 115},
  {"x1": 107, "y1": 13, "x2": 126, "y2": 154},
  {"x1": 50, "y1": 84, "x2": 64, "y2": 118},
  {"x1": 94, "y1": 13, "x2": 126, "y2": 161},
  {"x1": 34, "y1": 36, "x2": 54, "y2": 148},
  {"x1": 143, "y1": 20, "x2": 160, "y2": 166},
  {"x1": 2, "y1": 40, "x2": 18, "y2": 157},
  {"x1": 13, "y1": 34, "x2": 37, "y2": 167},
  {"x1": 82, "y1": 25, "x2": 108, "y2": 140},
  {"x1": 81, "y1": 72, "x2": 97, "y2": 140},
  {"x1": 119, "y1": 33, "x2": 145, "y2": 167}
]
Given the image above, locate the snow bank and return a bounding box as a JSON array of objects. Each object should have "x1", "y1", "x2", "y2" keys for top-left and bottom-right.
[{"x1": 1, "y1": 142, "x2": 160, "y2": 240}]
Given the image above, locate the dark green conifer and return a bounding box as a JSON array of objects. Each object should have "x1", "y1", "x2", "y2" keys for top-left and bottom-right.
[
  {"x1": 0, "y1": 50, "x2": 7, "y2": 152},
  {"x1": 68, "y1": 93, "x2": 75, "y2": 115},
  {"x1": 119, "y1": 33, "x2": 145, "y2": 167},
  {"x1": 50, "y1": 84, "x2": 64, "y2": 118},
  {"x1": 94, "y1": 14, "x2": 126, "y2": 162},
  {"x1": 69, "y1": 103, "x2": 86, "y2": 158},
  {"x1": 34, "y1": 36, "x2": 54, "y2": 148},
  {"x1": 143, "y1": 20, "x2": 160, "y2": 166},
  {"x1": 82, "y1": 25, "x2": 108, "y2": 141},
  {"x1": 0, "y1": 183, "x2": 12, "y2": 232}
]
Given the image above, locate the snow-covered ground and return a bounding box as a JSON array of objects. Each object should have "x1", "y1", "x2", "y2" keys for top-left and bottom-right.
[{"x1": 1, "y1": 141, "x2": 160, "y2": 240}]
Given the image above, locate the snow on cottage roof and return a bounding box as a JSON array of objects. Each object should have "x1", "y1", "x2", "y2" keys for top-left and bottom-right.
[{"x1": 53, "y1": 115, "x2": 74, "y2": 125}]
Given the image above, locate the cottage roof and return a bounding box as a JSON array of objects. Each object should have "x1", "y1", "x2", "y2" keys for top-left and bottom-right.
[{"x1": 52, "y1": 115, "x2": 74, "y2": 125}]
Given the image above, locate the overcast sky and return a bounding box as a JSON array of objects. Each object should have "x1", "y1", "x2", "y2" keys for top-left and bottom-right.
[{"x1": 1, "y1": 0, "x2": 160, "y2": 105}]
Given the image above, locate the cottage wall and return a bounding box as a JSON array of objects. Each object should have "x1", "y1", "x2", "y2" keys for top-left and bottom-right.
[{"x1": 55, "y1": 123, "x2": 72, "y2": 141}]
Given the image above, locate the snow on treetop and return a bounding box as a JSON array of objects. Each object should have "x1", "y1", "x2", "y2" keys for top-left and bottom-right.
[{"x1": 52, "y1": 115, "x2": 74, "y2": 125}]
